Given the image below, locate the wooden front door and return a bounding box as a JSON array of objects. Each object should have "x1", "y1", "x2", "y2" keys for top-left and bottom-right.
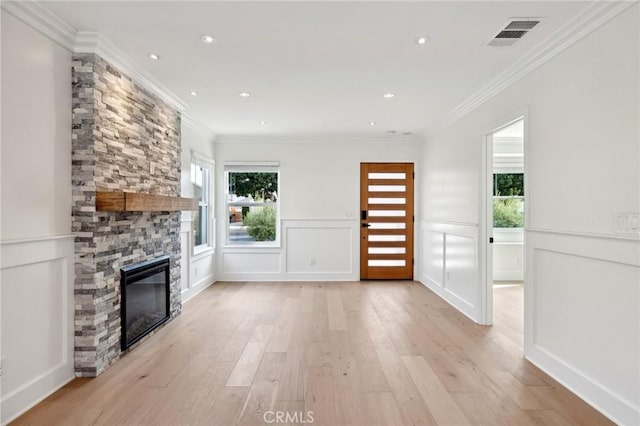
[{"x1": 360, "y1": 163, "x2": 414, "y2": 280}]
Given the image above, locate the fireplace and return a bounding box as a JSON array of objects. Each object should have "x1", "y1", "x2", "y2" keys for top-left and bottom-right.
[
  {"x1": 120, "y1": 256, "x2": 170, "y2": 350},
  {"x1": 72, "y1": 54, "x2": 183, "y2": 376}
]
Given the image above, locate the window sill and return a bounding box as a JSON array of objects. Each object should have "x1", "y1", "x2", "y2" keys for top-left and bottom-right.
[
  {"x1": 222, "y1": 243, "x2": 281, "y2": 251},
  {"x1": 193, "y1": 246, "x2": 215, "y2": 260}
]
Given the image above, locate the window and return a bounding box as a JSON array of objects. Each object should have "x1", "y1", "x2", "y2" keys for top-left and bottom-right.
[
  {"x1": 493, "y1": 173, "x2": 524, "y2": 228},
  {"x1": 191, "y1": 154, "x2": 214, "y2": 252},
  {"x1": 225, "y1": 164, "x2": 279, "y2": 245}
]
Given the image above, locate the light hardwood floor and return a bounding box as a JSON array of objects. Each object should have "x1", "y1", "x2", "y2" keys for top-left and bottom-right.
[
  {"x1": 493, "y1": 283, "x2": 525, "y2": 350},
  {"x1": 13, "y1": 281, "x2": 611, "y2": 426}
]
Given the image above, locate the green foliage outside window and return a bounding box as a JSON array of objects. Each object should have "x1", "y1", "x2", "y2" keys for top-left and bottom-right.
[
  {"x1": 493, "y1": 173, "x2": 524, "y2": 228},
  {"x1": 229, "y1": 172, "x2": 278, "y2": 201},
  {"x1": 244, "y1": 207, "x2": 276, "y2": 241},
  {"x1": 493, "y1": 173, "x2": 524, "y2": 196},
  {"x1": 493, "y1": 199, "x2": 524, "y2": 228}
]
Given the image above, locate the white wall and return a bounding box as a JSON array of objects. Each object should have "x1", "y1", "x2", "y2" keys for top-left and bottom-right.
[
  {"x1": 214, "y1": 140, "x2": 421, "y2": 281},
  {"x1": 419, "y1": 5, "x2": 639, "y2": 424},
  {"x1": 0, "y1": 11, "x2": 74, "y2": 424},
  {"x1": 1, "y1": 12, "x2": 71, "y2": 240},
  {"x1": 180, "y1": 124, "x2": 216, "y2": 302}
]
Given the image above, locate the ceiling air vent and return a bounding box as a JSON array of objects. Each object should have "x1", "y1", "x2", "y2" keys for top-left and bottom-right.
[
  {"x1": 505, "y1": 20, "x2": 540, "y2": 30},
  {"x1": 488, "y1": 18, "x2": 541, "y2": 47},
  {"x1": 496, "y1": 30, "x2": 528, "y2": 39}
]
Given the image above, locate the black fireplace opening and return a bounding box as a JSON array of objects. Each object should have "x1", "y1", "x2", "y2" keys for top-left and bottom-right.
[{"x1": 120, "y1": 255, "x2": 170, "y2": 350}]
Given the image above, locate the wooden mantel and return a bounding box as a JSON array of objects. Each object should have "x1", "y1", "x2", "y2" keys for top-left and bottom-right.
[{"x1": 96, "y1": 191, "x2": 198, "y2": 212}]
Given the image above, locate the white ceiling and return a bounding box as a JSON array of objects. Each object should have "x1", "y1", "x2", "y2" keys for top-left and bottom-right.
[{"x1": 41, "y1": 1, "x2": 591, "y2": 140}]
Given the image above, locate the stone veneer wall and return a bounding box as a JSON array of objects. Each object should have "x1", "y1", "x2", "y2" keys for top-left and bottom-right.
[{"x1": 72, "y1": 53, "x2": 182, "y2": 377}]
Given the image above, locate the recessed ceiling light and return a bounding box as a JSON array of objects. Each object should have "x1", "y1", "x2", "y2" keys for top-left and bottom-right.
[
  {"x1": 238, "y1": 92, "x2": 251, "y2": 98},
  {"x1": 259, "y1": 121, "x2": 267, "y2": 125},
  {"x1": 201, "y1": 35, "x2": 216, "y2": 44},
  {"x1": 149, "y1": 53, "x2": 160, "y2": 60},
  {"x1": 416, "y1": 37, "x2": 429, "y2": 45},
  {"x1": 189, "y1": 91, "x2": 198, "y2": 96},
  {"x1": 369, "y1": 121, "x2": 376, "y2": 126},
  {"x1": 383, "y1": 93, "x2": 395, "y2": 99}
]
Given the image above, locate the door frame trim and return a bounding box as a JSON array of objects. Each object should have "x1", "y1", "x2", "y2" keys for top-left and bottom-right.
[{"x1": 479, "y1": 107, "x2": 529, "y2": 326}]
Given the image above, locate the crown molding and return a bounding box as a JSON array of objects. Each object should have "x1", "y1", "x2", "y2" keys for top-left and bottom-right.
[
  {"x1": 7, "y1": 0, "x2": 633, "y2": 144},
  {"x1": 3, "y1": 0, "x2": 216, "y2": 134},
  {"x1": 215, "y1": 134, "x2": 425, "y2": 144},
  {"x1": 427, "y1": 0, "x2": 637, "y2": 140},
  {"x1": 182, "y1": 113, "x2": 217, "y2": 142},
  {"x1": 1, "y1": 0, "x2": 77, "y2": 51},
  {"x1": 75, "y1": 31, "x2": 188, "y2": 111}
]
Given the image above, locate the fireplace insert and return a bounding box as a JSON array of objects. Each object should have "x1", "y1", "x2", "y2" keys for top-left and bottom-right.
[{"x1": 120, "y1": 255, "x2": 170, "y2": 350}]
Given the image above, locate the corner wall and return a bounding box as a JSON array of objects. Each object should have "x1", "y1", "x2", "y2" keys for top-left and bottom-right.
[
  {"x1": 180, "y1": 124, "x2": 216, "y2": 302},
  {"x1": 419, "y1": 5, "x2": 639, "y2": 424}
]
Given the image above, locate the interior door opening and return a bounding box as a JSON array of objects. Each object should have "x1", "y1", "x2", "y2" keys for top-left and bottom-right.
[
  {"x1": 485, "y1": 117, "x2": 525, "y2": 344},
  {"x1": 360, "y1": 163, "x2": 414, "y2": 280}
]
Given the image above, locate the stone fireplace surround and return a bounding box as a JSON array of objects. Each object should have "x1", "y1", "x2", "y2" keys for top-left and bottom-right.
[{"x1": 72, "y1": 53, "x2": 182, "y2": 377}]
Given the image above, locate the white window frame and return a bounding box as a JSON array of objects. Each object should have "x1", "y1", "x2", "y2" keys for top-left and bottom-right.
[
  {"x1": 224, "y1": 162, "x2": 280, "y2": 248},
  {"x1": 191, "y1": 152, "x2": 215, "y2": 255}
]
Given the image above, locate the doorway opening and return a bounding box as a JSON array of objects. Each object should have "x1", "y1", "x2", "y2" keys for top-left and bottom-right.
[{"x1": 484, "y1": 117, "x2": 525, "y2": 344}]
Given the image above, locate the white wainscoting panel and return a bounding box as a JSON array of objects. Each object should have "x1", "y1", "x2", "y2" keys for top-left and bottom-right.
[
  {"x1": 286, "y1": 222, "x2": 353, "y2": 274},
  {"x1": 222, "y1": 250, "x2": 281, "y2": 275},
  {"x1": 525, "y1": 229, "x2": 640, "y2": 425},
  {"x1": 445, "y1": 234, "x2": 478, "y2": 305},
  {"x1": 493, "y1": 243, "x2": 524, "y2": 281},
  {"x1": 422, "y1": 229, "x2": 444, "y2": 287},
  {"x1": 418, "y1": 220, "x2": 480, "y2": 322},
  {"x1": 180, "y1": 218, "x2": 216, "y2": 304},
  {"x1": 493, "y1": 228, "x2": 524, "y2": 281},
  {"x1": 189, "y1": 253, "x2": 216, "y2": 293},
  {"x1": 180, "y1": 227, "x2": 190, "y2": 292},
  {"x1": 218, "y1": 219, "x2": 359, "y2": 281},
  {"x1": 0, "y1": 236, "x2": 75, "y2": 424}
]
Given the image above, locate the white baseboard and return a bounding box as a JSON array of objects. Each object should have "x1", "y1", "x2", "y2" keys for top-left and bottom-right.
[
  {"x1": 216, "y1": 271, "x2": 358, "y2": 282},
  {"x1": 1, "y1": 365, "x2": 74, "y2": 425},
  {"x1": 525, "y1": 345, "x2": 640, "y2": 426},
  {"x1": 418, "y1": 274, "x2": 477, "y2": 323}
]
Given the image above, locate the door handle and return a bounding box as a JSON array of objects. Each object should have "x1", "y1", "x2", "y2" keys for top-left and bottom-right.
[{"x1": 361, "y1": 223, "x2": 371, "y2": 228}]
